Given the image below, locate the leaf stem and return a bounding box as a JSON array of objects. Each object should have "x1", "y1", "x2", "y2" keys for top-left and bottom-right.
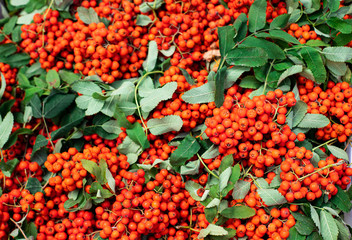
[
  {"x1": 10, "y1": 218, "x2": 29, "y2": 240},
  {"x1": 312, "y1": 138, "x2": 337, "y2": 151},
  {"x1": 262, "y1": 60, "x2": 275, "y2": 94},
  {"x1": 197, "y1": 153, "x2": 219, "y2": 179},
  {"x1": 297, "y1": 160, "x2": 345, "y2": 181},
  {"x1": 134, "y1": 71, "x2": 164, "y2": 135}
]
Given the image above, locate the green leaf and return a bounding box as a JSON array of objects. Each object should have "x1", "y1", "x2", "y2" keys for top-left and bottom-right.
[
  {"x1": 242, "y1": 37, "x2": 286, "y2": 60},
  {"x1": 310, "y1": 205, "x2": 321, "y2": 233},
  {"x1": 43, "y1": 93, "x2": 76, "y2": 119},
  {"x1": 322, "y1": 47, "x2": 352, "y2": 62},
  {"x1": 222, "y1": 164, "x2": 241, "y2": 195},
  {"x1": 147, "y1": 115, "x2": 183, "y2": 135},
  {"x1": 113, "y1": 105, "x2": 132, "y2": 129},
  {"x1": 269, "y1": 29, "x2": 301, "y2": 44},
  {"x1": 77, "y1": 7, "x2": 99, "y2": 24},
  {"x1": 327, "y1": 18, "x2": 352, "y2": 34},
  {"x1": 170, "y1": 135, "x2": 201, "y2": 166},
  {"x1": 278, "y1": 65, "x2": 303, "y2": 86},
  {"x1": 72, "y1": 81, "x2": 101, "y2": 96},
  {"x1": 139, "y1": 0, "x2": 164, "y2": 13},
  {"x1": 326, "y1": 60, "x2": 348, "y2": 77},
  {"x1": 136, "y1": 14, "x2": 152, "y2": 26},
  {"x1": 327, "y1": 145, "x2": 349, "y2": 161},
  {"x1": 3, "y1": 16, "x2": 17, "y2": 35},
  {"x1": 32, "y1": 148, "x2": 48, "y2": 166},
  {"x1": 126, "y1": 122, "x2": 150, "y2": 150},
  {"x1": 85, "y1": 98, "x2": 104, "y2": 116},
  {"x1": 185, "y1": 181, "x2": 204, "y2": 201},
  {"x1": 221, "y1": 205, "x2": 256, "y2": 219},
  {"x1": 215, "y1": 66, "x2": 227, "y2": 108},
  {"x1": 320, "y1": 210, "x2": 338, "y2": 240},
  {"x1": 292, "y1": 101, "x2": 308, "y2": 127},
  {"x1": 331, "y1": 186, "x2": 352, "y2": 212},
  {"x1": 3, "y1": 128, "x2": 33, "y2": 150},
  {"x1": 288, "y1": 227, "x2": 306, "y2": 240},
  {"x1": 117, "y1": 136, "x2": 142, "y2": 155},
  {"x1": 179, "y1": 67, "x2": 196, "y2": 85},
  {"x1": 306, "y1": 40, "x2": 330, "y2": 47},
  {"x1": 46, "y1": 70, "x2": 61, "y2": 89},
  {"x1": 25, "y1": 178, "x2": 43, "y2": 194},
  {"x1": 181, "y1": 82, "x2": 215, "y2": 104},
  {"x1": 160, "y1": 46, "x2": 175, "y2": 57},
  {"x1": 227, "y1": 47, "x2": 268, "y2": 67},
  {"x1": 257, "y1": 189, "x2": 287, "y2": 206},
  {"x1": 233, "y1": 13, "x2": 248, "y2": 43},
  {"x1": 101, "y1": 120, "x2": 122, "y2": 135},
  {"x1": 29, "y1": 94, "x2": 42, "y2": 118},
  {"x1": 201, "y1": 145, "x2": 220, "y2": 159},
  {"x1": 306, "y1": 232, "x2": 323, "y2": 240},
  {"x1": 334, "y1": 33, "x2": 352, "y2": 46},
  {"x1": 140, "y1": 82, "x2": 177, "y2": 113},
  {"x1": 0, "y1": 112, "x2": 14, "y2": 149},
  {"x1": 335, "y1": 219, "x2": 351, "y2": 240},
  {"x1": 32, "y1": 135, "x2": 48, "y2": 154},
  {"x1": 142, "y1": 41, "x2": 158, "y2": 72},
  {"x1": 198, "y1": 224, "x2": 228, "y2": 239},
  {"x1": 270, "y1": 14, "x2": 289, "y2": 29},
  {"x1": 232, "y1": 180, "x2": 251, "y2": 200},
  {"x1": 58, "y1": 70, "x2": 80, "y2": 84},
  {"x1": 297, "y1": 114, "x2": 330, "y2": 128},
  {"x1": 300, "y1": 47, "x2": 326, "y2": 83},
  {"x1": 224, "y1": 66, "x2": 250, "y2": 89},
  {"x1": 328, "y1": 0, "x2": 340, "y2": 12},
  {"x1": 292, "y1": 212, "x2": 315, "y2": 235},
  {"x1": 248, "y1": 0, "x2": 266, "y2": 33},
  {"x1": 219, "y1": 167, "x2": 232, "y2": 192},
  {"x1": 0, "y1": 43, "x2": 17, "y2": 57},
  {"x1": 219, "y1": 155, "x2": 234, "y2": 173},
  {"x1": 180, "y1": 160, "x2": 200, "y2": 175},
  {"x1": 0, "y1": 53, "x2": 30, "y2": 68},
  {"x1": 0, "y1": 73, "x2": 5, "y2": 100},
  {"x1": 218, "y1": 25, "x2": 235, "y2": 56},
  {"x1": 239, "y1": 76, "x2": 262, "y2": 89},
  {"x1": 0, "y1": 158, "x2": 19, "y2": 177}
]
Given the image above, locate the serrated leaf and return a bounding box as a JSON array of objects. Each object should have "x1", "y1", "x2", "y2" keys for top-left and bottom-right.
[
  {"x1": 126, "y1": 122, "x2": 150, "y2": 150},
  {"x1": 233, "y1": 13, "x2": 248, "y2": 43},
  {"x1": 269, "y1": 29, "x2": 301, "y2": 44},
  {"x1": 242, "y1": 37, "x2": 286, "y2": 60},
  {"x1": 327, "y1": 17, "x2": 352, "y2": 34},
  {"x1": 219, "y1": 167, "x2": 232, "y2": 192},
  {"x1": 32, "y1": 135, "x2": 48, "y2": 154},
  {"x1": 85, "y1": 98, "x2": 104, "y2": 116},
  {"x1": 326, "y1": 60, "x2": 348, "y2": 77},
  {"x1": 292, "y1": 101, "x2": 308, "y2": 127},
  {"x1": 327, "y1": 146, "x2": 349, "y2": 161},
  {"x1": 257, "y1": 189, "x2": 287, "y2": 206},
  {"x1": 198, "y1": 224, "x2": 228, "y2": 239},
  {"x1": 335, "y1": 219, "x2": 351, "y2": 240},
  {"x1": 170, "y1": 135, "x2": 201, "y2": 166},
  {"x1": 3, "y1": 16, "x2": 17, "y2": 35},
  {"x1": 288, "y1": 227, "x2": 306, "y2": 240},
  {"x1": 0, "y1": 44, "x2": 17, "y2": 57},
  {"x1": 310, "y1": 205, "x2": 321, "y2": 233},
  {"x1": 101, "y1": 120, "x2": 122, "y2": 135},
  {"x1": 218, "y1": 25, "x2": 235, "y2": 56},
  {"x1": 215, "y1": 66, "x2": 227, "y2": 107},
  {"x1": 201, "y1": 145, "x2": 220, "y2": 159},
  {"x1": 248, "y1": 0, "x2": 266, "y2": 32},
  {"x1": 270, "y1": 175, "x2": 282, "y2": 188},
  {"x1": 117, "y1": 136, "x2": 142, "y2": 155},
  {"x1": 46, "y1": 70, "x2": 61, "y2": 89},
  {"x1": 0, "y1": 112, "x2": 14, "y2": 149},
  {"x1": 322, "y1": 47, "x2": 352, "y2": 62},
  {"x1": 300, "y1": 47, "x2": 326, "y2": 83},
  {"x1": 254, "y1": 178, "x2": 270, "y2": 189},
  {"x1": 140, "y1": 82, "x2": 177, "y2": 113},
  {"x1": 270, "y1": 14, "x2": 289, "y2": 29},
  {"x1": 221, "y1": 205, "x2": 256, "y2": 219},
  {"x1": 0, "y1": 158, "x2": 19, "y2": 177},
  {"x1": 219, "y1": 155, "x2": 234, "y2": 173},
  {"x1": 0, "y1": 53, "x2": 30, "y2": 68},
  {"x1": 147, "y1": 115, "x2": 183, "y2": 135},
  {"x1": 224, "y1": 66, "x2": 250, "y2": 89},
  {"x1": 278, "y1": 65, "x2": 303, "y2": 86},
  {"x1": 297, "y1": 114, "x2": 330, "y2": 128},
  {"x1": 59, "y1": 70, "x2": 80, "y2": 84},
  {"x1": 226, "y1": 47, "x2": 268, "y2": 67},
  {"x1": 180, "y1": 160, "x2": 200, "y2": 175},
  {"x1": 25, "y1": 178, "x2": 43, "y2": 194},
  {"x1": 240, "y1": 76, "x2": 262, "y2": 89},
  {"x1": 181, "y1": 81, "x2": 215, "y2": 104},
  {"x1": 160, "y1": 46, "x2": 176, "y2": 57},
  {"x1": 77, "y1": 7, "x2": 99, "y2": 24},
  {"x1": 320, "y1": 211, "x2": 338, "y2": 240},
  {"x1": 179, "y1": 67, "x2": 195, "y2": 85},
  {"x1": 292, "y1": 212, "x2": 315, "y2": 235},
  {"x1": 142, "y1": 41, "x2": 158, "y2": 71},
  {"x1": 206, "y1": 198, "x2": 221, "y2": 208},
  {"x1": 331, "y1": 186, "x2": 352, "y2": 212},
  {"x1": 136, "y1": 14, "x2": 152, "y2": 26},
  {"x1": 139, "y1": 0, "x2": 164, "y2": 13},
  {"x1": 72, "y1": 81, "x2": 101, "y2": 96},
  {"x1": 0, "y1": 73, "x2": 5, "y2": 100},
  {"x1": 185, "y1": 181, "x2": 204, "y2": 201},
  {"x1": 43, "y1": 93, "x2": 76, "y2": 119}
]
